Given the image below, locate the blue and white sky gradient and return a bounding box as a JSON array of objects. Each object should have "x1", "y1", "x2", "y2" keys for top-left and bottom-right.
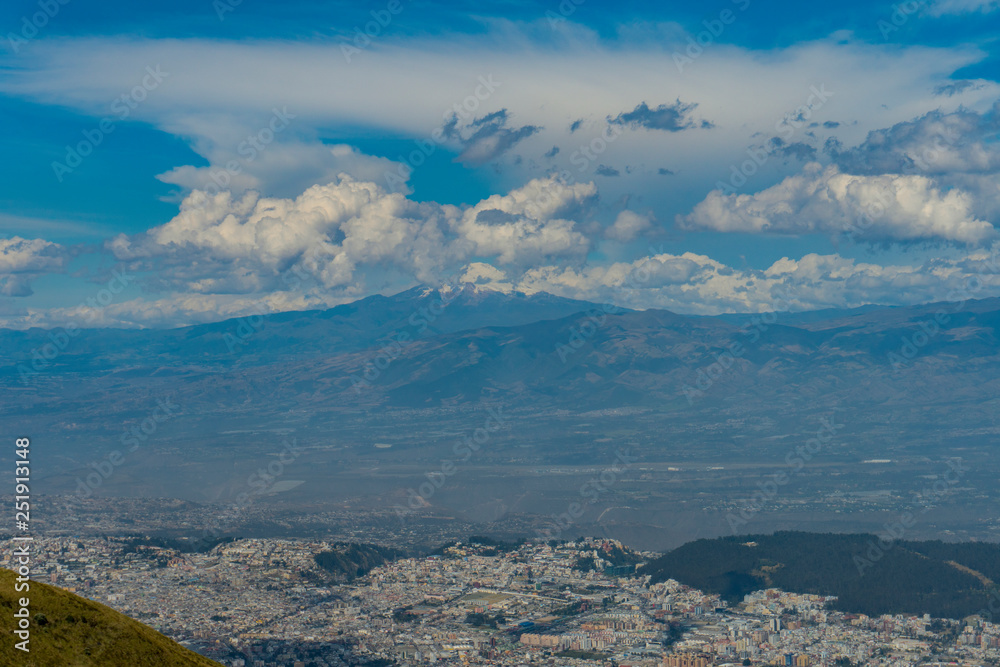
[{"x1": 3, "y1": 0, "x2": 1000, "y2": 327}]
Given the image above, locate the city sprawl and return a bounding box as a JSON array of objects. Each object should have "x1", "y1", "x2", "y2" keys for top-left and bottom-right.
[{"x1": 6, "y1": 532, "x2": 1000, "y2": 667}]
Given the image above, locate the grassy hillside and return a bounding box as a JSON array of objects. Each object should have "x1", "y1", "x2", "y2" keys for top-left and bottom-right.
[
  {"x1": 639, "y1": 531, "x2": 1000, "y2": 619},
  {"x1": 0, "y1": 568, "x2": 222, "y2": 667}
]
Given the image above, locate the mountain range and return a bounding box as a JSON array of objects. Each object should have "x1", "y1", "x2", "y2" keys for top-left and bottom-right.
[
  {"x1": 2, "y1": 284, "x2": 999, "y2": 544},
  {"x1": 7, "y1": 284, "x2": 1000, "y2": 413}
]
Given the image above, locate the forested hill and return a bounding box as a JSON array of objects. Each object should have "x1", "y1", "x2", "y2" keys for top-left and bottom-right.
[
  {"x1": 312, "y1": 543, "x2": 409, "y2": 581},
  {"x1": 638, "y1": 531, "x2": 1000, "y2": 620}
]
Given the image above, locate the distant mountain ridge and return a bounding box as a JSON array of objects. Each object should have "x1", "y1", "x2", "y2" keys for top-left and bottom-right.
[
  {"x1": 4, "y1": 286, "x2": 1000, "y2": 505},
  {"x1": 4, "y1": 286, "x2": 1000, "y2": 412},
  {"x1": 0, "y1": 283, "x2": 607, "y2": 374}
]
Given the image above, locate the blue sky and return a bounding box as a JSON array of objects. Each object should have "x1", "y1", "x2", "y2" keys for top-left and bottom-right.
[{"x1": 2, "y1": 0, "x2": 1000, "y2": 327}]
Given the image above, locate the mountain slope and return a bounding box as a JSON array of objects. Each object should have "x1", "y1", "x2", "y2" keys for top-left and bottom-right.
[
  {"x1": 0, "y1": 283, "x2": 605, "y2": 376},
  {"x1": 4, "y1": 289, "x2": 1000, "y2": 506},
  {"x1": 0, "y1": 567, "x2": 222, "y2": 666},
  {"x1": 189, "y1": 296, "x2": 1000, "y2": 412},
  {"x1": 6, "y1": 291, "x2": 1000, "y2": 424}
]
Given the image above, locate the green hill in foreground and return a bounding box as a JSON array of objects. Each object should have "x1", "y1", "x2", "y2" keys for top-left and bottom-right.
[
  {"x1": 0, "y1": 568, "x2": 222, "y2": 667},
  {"x1": 639, "y1": 531, "x2": 1000, "y2": 620}
]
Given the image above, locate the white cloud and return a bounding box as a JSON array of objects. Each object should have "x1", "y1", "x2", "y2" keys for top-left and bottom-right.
[
  {"x1": 681, "y1": 163, "x2": 997, "y2": 244},
  {"x1": 457, "y1": 177, "x2": 595, "y2": 264},
  {"x1": 156, "y1": 141, "x2": 399, "y2": 200},
  {"x1": 6, "y1": 29, "x2": 1000, "y2": 324},
  {"x1": 0, "y1": 237, "x2": 65, "y2": 273},
  {"x1": 1, "y1": 32, "x2": 994, "y2": 204},
  {"x1": 927, "y1": 0, "x2": 1000, "y2": 15},
  {"x1": 456, "y1": 262, "x2": 515, "y2": 294},
  {"x1": 6, "y1": 242, "x2": 1000, "y2": 327},
  {"x1": 832, "y1": 104, "x2": 1000, "y2": 176},
  {"x1": 516, "y1": 247, "x2": 1000, "y2": 314},
  {"x1": 4, "y1": 290, "x2": 341, "y2": 330},
  {"x1": 106, "y1": 174, "x2": 595, "y2": 299},
  {"x1": 0, "y1": 237, "x2": 68, "y2": 297},
  {"x1": 605, "y1": 210, "x2": 653, "y2": 241}
]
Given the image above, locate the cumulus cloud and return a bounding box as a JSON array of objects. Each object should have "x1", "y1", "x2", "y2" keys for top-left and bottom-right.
[
  {"x1": 0, "y1": 237, "x2": 66, "y2": 273},
  {"x1": 517, "y1": 252, "x2": 712, "y2": 308},
  {"x1": 6, "y1": 32, "x2": 1000, "y2": 325},
  {"x1": 106, "y1": 174, "x2": 596, "y2": 300},
  {"x1": 609, "y1": 100, "x2": 713, "y2": 132},
  {"x1": 157, "y1": 140, "x2": 398, "y2": 199},
  {"x1": 605, "y1": 210, "x2": 653, "y2": 241},
  {"x1": 9, "y1": 242, "x2": 1000, "y2": 326},
  {"x1": 0, "y1": 237, "x2": 68, "y2": 297},
  {"x1": 110, "y1": 178, "x2": 446, "y2": 293},
  {"x1": 456, "y1": 176, "x2": 596, "y2": 264},
  {"x1": 676, "y1": 104, "x2": 1000, "y2": 245},
  {"x1": 516, "y1": 246, "x2": 1000, "y2": 314},
  {"x1": 681, "y1": 163, "x2": 997, "y2": 244},
  {"x1": 831, "y1": 104, "x2": 1000, "y2": 176},
  {"x1": 456, "y1": 262, "x2": 515, "y2": 294}
]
